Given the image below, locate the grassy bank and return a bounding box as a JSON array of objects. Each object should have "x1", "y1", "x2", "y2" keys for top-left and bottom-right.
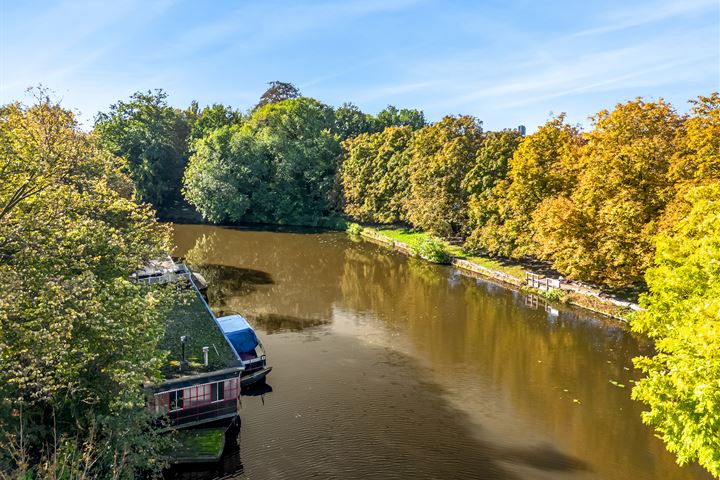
[
  {"x1": 350, "y1": 224, "x2": 638, "y2": 321},
  {"x1": 375, "y1": 227, "x2": 526, "y2": 278}
]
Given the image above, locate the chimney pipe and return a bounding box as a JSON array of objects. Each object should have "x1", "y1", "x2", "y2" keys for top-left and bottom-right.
[
  {"x1": 180, "y1": 335, "x2": 188, "y2": 372},
  {"x1": 203, "y1": 346, "x2": 209, "y2": 367}
]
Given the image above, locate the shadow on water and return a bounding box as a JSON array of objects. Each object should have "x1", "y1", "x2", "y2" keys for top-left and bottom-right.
[
  {"x1": 187, "y1": 263, "x2": 274, "y2": 305},
  {"x1": 248, "y1": 313, "x2": 331, "y2": 334},
  {"x1": 163, "y1": 341, "x2": 594, "y2": 480},
  {"x1": 241, "y1": 382, "x2": 273, "y2": 397}
]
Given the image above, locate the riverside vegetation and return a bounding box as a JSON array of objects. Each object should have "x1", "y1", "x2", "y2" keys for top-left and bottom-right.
[{"x1": 0, "y1": 82, "x2": 718, "y2": 477}]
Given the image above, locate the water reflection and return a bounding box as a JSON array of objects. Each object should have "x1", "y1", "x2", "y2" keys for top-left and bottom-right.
[{"x1": 168, "y1": 224, "x2": 711, "y2": 480}]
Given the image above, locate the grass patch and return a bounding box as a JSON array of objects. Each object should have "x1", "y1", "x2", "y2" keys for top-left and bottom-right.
[
  {"x1": 373, "y1": 227, "x2": 526, "y2": 277},
  {"x1": 376, "y1": 227, "x2": 432, "y2": 245},
  {"x1": 448, "y1": 248, "x2": 526, "y2": 279},
  {"x1": 160, "y1": 287, "x2": 238, "y2": 378},
  {"x1": 170, "y1": 428, "x2": 226, "y2": 461}
]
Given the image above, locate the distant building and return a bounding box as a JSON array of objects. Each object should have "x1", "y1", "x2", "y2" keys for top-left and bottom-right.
[{"x1": 517, "y1": 125, "x2": 526, "y2": 136}]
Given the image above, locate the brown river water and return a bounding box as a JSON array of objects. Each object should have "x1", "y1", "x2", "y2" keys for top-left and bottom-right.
[{"x1": 166, "y1": 223, "x2": 711, "y2": 480}]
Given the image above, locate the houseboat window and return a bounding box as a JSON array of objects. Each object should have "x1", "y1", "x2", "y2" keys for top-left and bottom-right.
[
  {"x1": 211, "y1": 381, "x2": 225, "y2": 402},
  {"x1": 185, "y1": 384, "x2": 211, "y2": 407},
  {"x1": 169, "y1": 390, "x2": 183, "y2": 411},
  {"x1": 224, "y1": 378, "x2": 239, "y2": 399}
]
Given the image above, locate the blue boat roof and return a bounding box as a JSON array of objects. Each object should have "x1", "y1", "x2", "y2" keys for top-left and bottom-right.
[
  {"x1": 217, "y1": 314, "x2": 259, "y2": 354},
  {"x1": 217, "y1": 314, "x2": 253, "y2": 333}
]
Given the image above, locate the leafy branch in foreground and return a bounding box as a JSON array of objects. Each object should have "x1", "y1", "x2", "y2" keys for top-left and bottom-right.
[
  {"x1": 1, "y1": 92, "x2": 175, "y2": 478},
  {"x1": 631, "y1": 184, "x2": 720, "y2": 478}
]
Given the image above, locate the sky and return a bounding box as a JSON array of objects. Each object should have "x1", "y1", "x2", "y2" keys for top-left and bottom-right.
[{"x1": 1, "y1": 0, "x2": 718, "y2": 131}]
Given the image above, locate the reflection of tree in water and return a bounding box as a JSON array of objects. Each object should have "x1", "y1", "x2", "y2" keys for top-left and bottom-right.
[
  {"x1": 337, "y1": 243, "x2": 683, "y2": 479},
  {"x1": 194, "y1": 263, "x2": 273, "y2": 308},
  {"x1": 181, "y1": 229, "x2": 341, "y2": 331}
]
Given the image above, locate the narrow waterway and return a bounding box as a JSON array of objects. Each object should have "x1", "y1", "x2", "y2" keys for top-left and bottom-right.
[{"x1": 167, "y1": 224, "x2": 711, "y2": 480}]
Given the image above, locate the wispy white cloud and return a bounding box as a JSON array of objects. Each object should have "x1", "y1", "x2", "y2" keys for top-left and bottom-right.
[
  {"x1": 564, "y1": 0, "x2": 718, "y2": 39},
  {"x1": 1, "y1": 0, "x2": 716, "y2": 131}
]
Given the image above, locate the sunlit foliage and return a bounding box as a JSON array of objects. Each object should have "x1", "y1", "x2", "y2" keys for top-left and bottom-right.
[
  {"x1": 405, "y1": 116, "x2": 484, "y2": 237},
  {"x1": 533, "y1": 99, "x2": 680, "y2": 286},
  {"x1": 0, "y1": 92, "x2": 174, "y2": 478},
  {"x1": 340, "y1": 126, "x2": 413, "y2": 223},
  {"x1": 184, "y1": 97, "x2": 341, "y2": 225},
  {"x1": 94, "y1": 89, "x2": 190, "y2": 207},
  {"x1": 632, "y1": 183, "x2": 720, "y2": 477},
  {"x1": 466, "y1": 115, "x2": 582, "y2": 256}
]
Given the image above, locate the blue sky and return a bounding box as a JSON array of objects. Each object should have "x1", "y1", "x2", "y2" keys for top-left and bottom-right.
[{"x1": 1, "y1": 0, "x2": 718, "y2": 131}]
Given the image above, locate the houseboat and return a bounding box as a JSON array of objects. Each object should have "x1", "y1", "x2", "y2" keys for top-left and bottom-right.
[{"x1": 134, "y1": 258, "x2": 271, "y2": 429}]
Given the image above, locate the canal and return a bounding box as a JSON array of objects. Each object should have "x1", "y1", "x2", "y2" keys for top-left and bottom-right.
[{"x1": 167, "y1": 224, "x2": 711, "y2": 480}]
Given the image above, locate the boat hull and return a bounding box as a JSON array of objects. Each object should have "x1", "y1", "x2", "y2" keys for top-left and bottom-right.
[{"x1": 241, "y1": 366, "x2": 272, "y2": 388}]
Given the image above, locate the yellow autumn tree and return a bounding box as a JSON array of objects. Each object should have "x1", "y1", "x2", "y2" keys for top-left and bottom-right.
[
  {"x1": 533, "y1": 98, "x2": 681, "y2": 286},
  {"x1": 405, "y1": 116, "x2": 484, "y2": 237},
  {"x1": 466, "y1": 115, "x2": 582, "y2": 256},
  {"x1": 661, "y1": 93, "x2": 720, "y2": 229}
]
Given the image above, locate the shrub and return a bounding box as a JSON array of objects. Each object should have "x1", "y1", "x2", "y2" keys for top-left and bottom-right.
[
  {"x1": 346, "y1": 222, "x2": 363, "y2": 235},
  {"x1": 538, "y1": 288, "x2": 565, "y2": 302},
  {"x1": 411, "y1": 237, "x2": 450, "y2": 264}
]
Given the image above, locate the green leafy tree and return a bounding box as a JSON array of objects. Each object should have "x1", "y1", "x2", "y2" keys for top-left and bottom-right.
[
  {"x1": 533, "y1": 99, "x2": 680, "y2": 286},
  {"x1": 405, "y1": 115, "x2": 484, "y2": 237},
  {"x1": 340, "y1": 126, "x2": 413, "y2": 223},
  {"x1": 631, "y1": 183, "x2": 720, "y2": 478},
  {"x1": 0, "y1": 93, "x2": 175, "y2": 478},
  {"x1": 376, "y1": 105, "x2": 426, "y2": 130},
  {"x1": 186, "y1": 101, "x2": 243, "y2": 143},
  {"x1": 184, "y1": 97, "x2": 341, "y2": 225},
  {"x1": 466, "y1": 116, "x2": 582, "y2": 256},
  {"x1": 463, "y1": 129, "x2": 522, "y2": 195},
  {"x1": 183, "y1": 125, "x2": 270, "y2": 223},
  {"x1": 334, "y1": 102, "x2": 377, "y2": 140},
  {"x1": 462, "y1": 129, "x2": 522, "y2": 243},
  {"x1": 94, "y1": 89, "x2": 190, "y2": 207}
]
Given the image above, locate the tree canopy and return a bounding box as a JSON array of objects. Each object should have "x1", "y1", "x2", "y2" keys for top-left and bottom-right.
[
  {"x1": 340, "y1": 126, "x2": 414, "y2": 223},
  {"x1": 631, "y1": 183, "x2": 720, "y2": 477},
  {"x1": 334, "y1": 102, "x2": 377, "y2": 140},
  {"x1": 466, "y1": 116, "x2": 583, "y2": 256},
  {"x1": 376, "y1": 105, "x2": 426, "y2": 130},
  {"x1": 255, "y1": 80, "x2": 301, "y2": 110},
  {"x1": 405, "y1": 115, "x2": 484, "y2": 237},
  {"x1": 186, "y1": 101, "x2": 243, "y2": 143},
  {"x1": 184, "y1": 97, "x2": 341, "y2": 225},
  {"x1": 0, "y1": 94, "x2": 175, "y2": 477},
  {"x1": 94, "y1": 89, "x2": 190, "y2": 207},
  {"x1": 533, "y1": 99, "x2": 680, "y2": 286}
]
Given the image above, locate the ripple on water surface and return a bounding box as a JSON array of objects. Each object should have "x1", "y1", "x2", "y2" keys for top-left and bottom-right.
[{"x1": 165, "y1": 224, "x2": 712, "y2": 480}]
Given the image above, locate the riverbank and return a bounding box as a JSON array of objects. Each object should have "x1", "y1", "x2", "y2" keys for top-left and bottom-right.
[{"x1": 352, "y1": 225, "x2": 643, "y2": 322}]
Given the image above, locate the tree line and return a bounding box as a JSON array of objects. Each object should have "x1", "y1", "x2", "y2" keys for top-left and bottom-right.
[
  {"x1": 2, "y1": 82, "x2": 718, "y2": 477},
  {"x1": 94, "y1": 82, "x2": 425, "y2": 223}
]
